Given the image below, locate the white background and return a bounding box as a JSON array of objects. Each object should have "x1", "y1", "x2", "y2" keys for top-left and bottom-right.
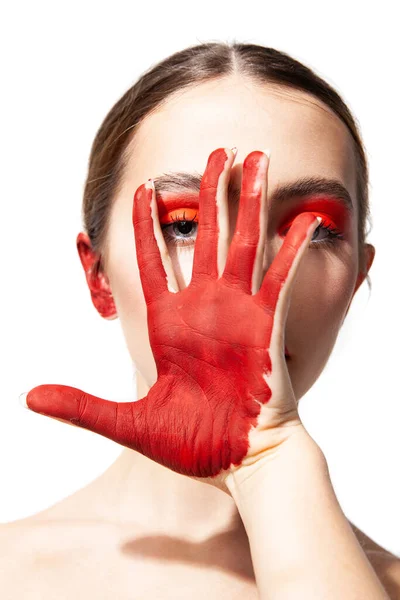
[{"x1": 1, "y1": 0, "x2": 399, "y2": 555}]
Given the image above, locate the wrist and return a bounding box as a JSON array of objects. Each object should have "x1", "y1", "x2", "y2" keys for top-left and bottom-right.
[
  {"x1": 225, "y1": 426, "x2": 326, "y2": 504},
  {"x1": 223, "y1": 427, "x2": 390, "y2": 599}
]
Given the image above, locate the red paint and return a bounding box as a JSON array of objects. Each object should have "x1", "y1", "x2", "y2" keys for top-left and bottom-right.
[
  {"x1": 25, "y1": 149, "x2": 318, "y2": 482},
  {"x1": 160, "y1": 207, "x2": 198, "y2": 225},
  {"x1": 156, "y1": 195, "x2": 198, "y2": 220},
  {"x1": 278, "y1": 198, "x2": 351, "y2": 236},
  {"x1": 76, "y1": 232, "x2": 117, "y2": 319}
]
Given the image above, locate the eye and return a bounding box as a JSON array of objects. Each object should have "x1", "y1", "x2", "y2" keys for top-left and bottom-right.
[
  {"x1": 310, "y1": 221, "x2": 344, "y2": 249},
  {"x1": 160, "y1": 211, "x2": 344, "y2": 251},
  {"x1": 160, "y1": 210, "x2": 199, "y2": 249},
  {"x1": 281, "y1": 218, "x2": 344, "y2": 250}
]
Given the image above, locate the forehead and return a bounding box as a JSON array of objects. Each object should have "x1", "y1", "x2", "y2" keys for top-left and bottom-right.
[{"x1": 124, "y1": 75, "x2": 358, "y2": 205}]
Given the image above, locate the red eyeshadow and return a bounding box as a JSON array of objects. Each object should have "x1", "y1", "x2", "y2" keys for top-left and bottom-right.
[
  {"x1": 277, "y1": 198, "x2": 352, "y2": 234},
  {"x1": 155, "y1": 194, "x2": 199, "y2": 219}
]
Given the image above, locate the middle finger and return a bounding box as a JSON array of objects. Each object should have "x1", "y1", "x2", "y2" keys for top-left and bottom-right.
[{"x1": 222, "y1": 150, "x2": 270, "y2": 295}]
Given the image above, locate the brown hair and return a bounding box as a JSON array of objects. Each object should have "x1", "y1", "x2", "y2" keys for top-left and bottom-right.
[{"x1": 82, "y1": 41, "x2": 372, "y2": 290}]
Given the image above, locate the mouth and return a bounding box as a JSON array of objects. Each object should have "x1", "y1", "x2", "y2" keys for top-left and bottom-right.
[{"x1": 284, "y1": 345, "x2": 291, "y2": 359}]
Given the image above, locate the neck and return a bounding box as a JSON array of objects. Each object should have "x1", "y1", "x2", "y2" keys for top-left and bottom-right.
[{"x1": 71, "y1": 370, "x2": 244, "y2": 542}]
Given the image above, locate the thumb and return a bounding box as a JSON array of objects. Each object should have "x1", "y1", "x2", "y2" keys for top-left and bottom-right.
[{"x1": 21, "y1": 384, "x2": 144, "y2": 448}]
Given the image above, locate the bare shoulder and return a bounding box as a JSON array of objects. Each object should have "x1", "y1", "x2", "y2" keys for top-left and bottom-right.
[
  {"x1": 0, "y1": 517, "x2": 123, "y2": 600},
  {"x1": 349, "y1": 520, "x2": 400, "y2": 598},
  {"x1": 1, "y1": 516, "x2": 399, "y2": 598},
  {"x1": 349, "y1": 521, "x2": 398, "y2": 557},
  {"x1": 0, "y1": 519, "x2": 45, "y2": 599},
  {"x1": 0, "y1": 517, "x2": 260, "y2": 600},
  {"x1": 0, "y1": 514, "x2": 122, "y2": 559}
]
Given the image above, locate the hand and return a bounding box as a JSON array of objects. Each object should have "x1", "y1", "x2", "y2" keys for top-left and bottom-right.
[{"x1": 23, "y1": 148, "x2": 321, "y2": 493}]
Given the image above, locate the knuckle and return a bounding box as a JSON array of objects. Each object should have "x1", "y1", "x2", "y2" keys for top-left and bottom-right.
[
  {"x1": 267, "y1": 268, "x2": 285, "y2": 286},
  {"x1": 73, "y1": 393, "x2": 90, "y2": 426}
]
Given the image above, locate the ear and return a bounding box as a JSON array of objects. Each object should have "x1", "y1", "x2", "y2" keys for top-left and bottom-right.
[
  {"x1": 343, "y1": 243, "x2": 375, "y2": 320},
  {"x1": 76, "y1": 232, "x2": 117, "y2": 320}
]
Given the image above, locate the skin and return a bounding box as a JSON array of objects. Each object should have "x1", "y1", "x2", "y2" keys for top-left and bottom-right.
[
  {"x1": 32, "y1": 148, "x2": 323, "y2": 490},
  {"x1": 49, "y1": 75, "x2": 376, "y2": 544}
]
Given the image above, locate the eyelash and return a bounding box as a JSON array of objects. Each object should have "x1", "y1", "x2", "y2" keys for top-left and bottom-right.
[{"x1": 160, "y1": 211, "x2": 344, "y2": 251}]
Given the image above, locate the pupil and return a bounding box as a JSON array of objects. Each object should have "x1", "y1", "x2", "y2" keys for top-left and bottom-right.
[{"x1": 177, "y1": 221, "x2": 192, "y2": 235}]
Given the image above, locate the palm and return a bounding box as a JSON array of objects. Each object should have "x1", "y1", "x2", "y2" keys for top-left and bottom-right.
[
  {"x1": 150, "y1": 278, "x2": 271, "y2": 373},
  {"x1": 141, "y1": 279, "x2": 273, "y2": 478},
  {"x1": 25, "y1": 148, "x2": 319, "y2": 487}
]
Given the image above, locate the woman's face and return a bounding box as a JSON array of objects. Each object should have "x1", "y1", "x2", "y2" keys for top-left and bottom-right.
[{"x1": 78, "y1": 75, "x2": 374, "y2": 402}]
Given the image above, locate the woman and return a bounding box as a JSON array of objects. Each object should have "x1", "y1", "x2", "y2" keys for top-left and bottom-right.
[{"x1": 5, "y1": 42, "x2": 400, "y2": 598}]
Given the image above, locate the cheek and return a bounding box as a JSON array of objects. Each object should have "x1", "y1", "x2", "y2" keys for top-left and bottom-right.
[
  {"x1": 300, "y1": 259, "x2": 354, "y2": 307},
  {"x1": 288, "y1": 255, "x2": 357, "y2": 349},
  {"x1": 107, "y1": 231, "x2": 145, "y2": 322},
  {"x1": 168, "y1": 247, "x2": 198, "y2": 290},
  {"x1": 109, "y1": 248, "x2": 152, "y2": 363},
  {"x1": 112, "y1": 263, "x2": 140, "y2": 308}
]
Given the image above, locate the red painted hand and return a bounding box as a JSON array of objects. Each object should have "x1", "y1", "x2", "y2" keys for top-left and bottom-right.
[{"x1": 24, "y1": 148, "x2": 321, "y2": 492}]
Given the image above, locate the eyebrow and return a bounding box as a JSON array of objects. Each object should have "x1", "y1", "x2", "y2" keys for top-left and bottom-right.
[{"x1": 152, "y1": 172, "x2": 354, "y2": 214}]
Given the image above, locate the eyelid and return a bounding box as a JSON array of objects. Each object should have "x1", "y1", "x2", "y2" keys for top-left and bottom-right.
[
  {"x1": 156, "y1": 193, "x2": 351, "y2": 232},
  {"x1": 159, "y1": 207, "x2": 198, "y2": 224},
  {"x1": 155, "y1": 194, "x2": 199, "y2": 220},
  {"x1": 278, "y1": 198, "x2": 351, "y2": 232},
  {"x1": 279, "y1": 211, "x2": 335, "y2": 230}
]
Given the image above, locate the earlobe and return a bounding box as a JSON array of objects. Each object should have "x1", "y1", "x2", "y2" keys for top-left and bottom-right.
[{"x1": 76, "y1": 232, "x2": 118, "y2": 320}]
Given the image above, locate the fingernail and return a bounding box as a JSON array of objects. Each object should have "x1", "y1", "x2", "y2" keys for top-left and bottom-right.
[
  {"x1": 316, "y1": 216, "x2": 322, "y2": 225},
  {"x1": 19, "y1": 392, "x2": 29, "y2": 410},
  {"x1": 230, "y1": 147, "x2": 238, "y2": 157},
  {"x1": 145, "y1": 178, "x2": 155, "y2": 192},
  {"x1": 262, "y1": 148, "x2": 271, "y2": 158}
]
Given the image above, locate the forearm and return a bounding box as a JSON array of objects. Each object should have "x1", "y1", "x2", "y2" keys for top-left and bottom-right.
[{"x1": 226, "y1": 428, "x2": 389, "y2": 600}]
